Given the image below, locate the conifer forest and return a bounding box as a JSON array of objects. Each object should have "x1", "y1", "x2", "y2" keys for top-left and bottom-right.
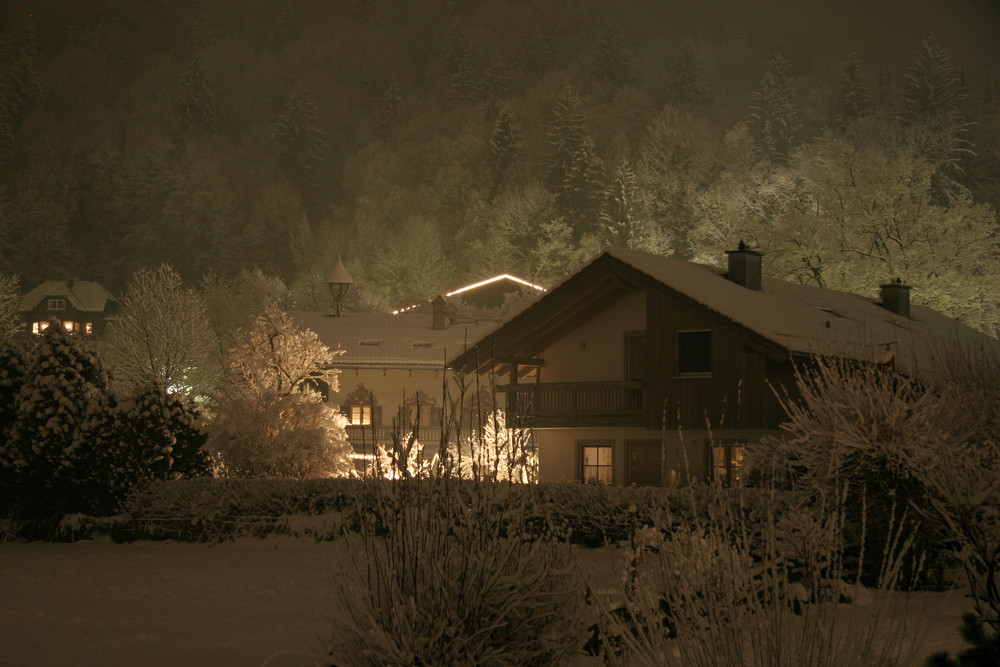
[{"x1": 2, "y1": 0, "x2": 999, "y2": 328}]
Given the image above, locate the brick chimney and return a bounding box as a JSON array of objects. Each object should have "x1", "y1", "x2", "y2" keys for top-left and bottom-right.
[
  {"x1": 432, "y1": 295, "x2": 449, "y2": 330},
  {"x1": 879, "y1": 278, "x2": 911, "y2": 318},
  {"x1": 725, "y1": 240, "x2": 762, "y2": 291}
]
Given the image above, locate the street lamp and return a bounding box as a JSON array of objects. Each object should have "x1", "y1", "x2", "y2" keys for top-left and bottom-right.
[{"x1": 326, "y1": 256, "x2": 353, "y2": 317}]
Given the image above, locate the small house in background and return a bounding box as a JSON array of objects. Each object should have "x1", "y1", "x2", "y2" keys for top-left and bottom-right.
[
  {"x1": 292, "y1": 272, "x2": 544, "y2": 474},
  {"x1": 19, "y1": 280, "x2": 119, "y2": 338},
  {"x1": 449, "y1": 245, "x2": 997, "y2": 487}
]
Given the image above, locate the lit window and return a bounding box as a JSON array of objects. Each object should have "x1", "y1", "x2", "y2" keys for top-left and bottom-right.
[
  {"x1": 678, "y1": 330, "x2": 711, "y2": 375},
  {"x1": 48, "y1": 299, "x2": 66, "y2": 310},
  {"x1": 63, "y1": 321, "x2": 76, "y2": 332},
  {"x1": 32, "y1": 322, "x2": 49, "y2": 334},
  {"x1": 85, "y1": 323, "x2": 93, "y2": 335},
  {"x1": 349, "y1": 404, "x2": 372, "y2": 426},
  {"x1": 581, "y1": 444, "x2": 613, "y2": 484},
  {"x1": 711, "y1": 443, "x2": 745, "y2": 485}
]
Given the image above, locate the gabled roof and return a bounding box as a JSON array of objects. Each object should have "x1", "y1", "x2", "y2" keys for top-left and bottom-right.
[
  {"x1": 393, "y1": 274, "x2": 546, "y2": 314},
  {"x1": 291, "y1": 311, "x2": 496, "y2": 370},
  {"x1": 19, "y1": 281, "x2": 118, "y2": 313},
  {"x1": 450, "y1": 247, "x2": 998, "y2": 378}
]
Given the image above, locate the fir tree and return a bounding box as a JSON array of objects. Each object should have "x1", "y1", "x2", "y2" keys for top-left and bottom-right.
[
  {"x1": 489, "y1": 105, "x2": 521, "y2": 198},
  {"x1": 544, "y1": 87, "x2": 605, "y2": 237},
  {"x1": 517, "y1": 21, "x2": 555, "y2": 76},
  {"x1": 272, "y1": 84, "x2": 330, "y2": 215},
  {"x1": 747, "y1": 53, "x2": 802, "y2": 164},
  {"x1": 901, "y1": 34, "x2": 967, "y2": 127},
  {"x1": 589, "y1": 23, "x2": 635, "y2": 92},
  {"x1": 374, "y1": 77, "x2": 402, "y2": 140},
  {"x1": 834, "y1": 53, "x2": 872, "y2": 129},
  {"x1": 667, "y1": 43, "x2": 709, "y2": 107},
  {"x1": 178, "y1": 55, "x2": 217, "y2": 135}
]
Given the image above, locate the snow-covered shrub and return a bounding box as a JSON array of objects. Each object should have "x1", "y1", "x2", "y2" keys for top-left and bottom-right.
[
  {"x1": 329, "y1": 475, "x2": 589, "y2": 664},
  {"x1": 120, "y1": 383, "x2": 214, "y2": 480},
  {"x1": 5, "y1": 322, "x2": 131, "y2": 517},
  {"x1": 596, "y1": 484, "x2": 925, "y2": 666},
  {"x1": 747, "y1": 356, "x2": 953, "y2": 586},
  {"x1": 0, "y1": 336, "x2": 30, "y2": 509},
  {"x1": 210, "y1": 303, "x2": 352, "y2": 478}
]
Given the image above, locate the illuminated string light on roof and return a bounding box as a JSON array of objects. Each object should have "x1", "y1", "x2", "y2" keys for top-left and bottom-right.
[
  {"x1": 392, "y1": 274, "x2": 546, "y2": 315},
  {"x1": 445, "y1": 274, "x2": 546, "y2": 297}
]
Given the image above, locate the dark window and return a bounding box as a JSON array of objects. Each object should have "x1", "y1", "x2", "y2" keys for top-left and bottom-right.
[
  {"x1": 581, "y1": 443, "x2": 613, "y2": 484},
  {"x1": 48, "y1": 298, "x2": 66, "y2": 311},
  {"x1": 627, "y1": 441, "x2": 662, "y2": 486},
  {"x1": 678, "y1": 330, "x2": 711, "y2": 375},
  {"x1": 711, "y1": 443, "x2": 745, "y2": 485},
  {"x1": 626, "y1": 332, "x2": 647, "y2": 381}
]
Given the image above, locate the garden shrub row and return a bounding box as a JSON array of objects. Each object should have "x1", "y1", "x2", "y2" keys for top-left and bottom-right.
[{"x1": 2, "y1": 476, "x2": 796, "y2": 546}]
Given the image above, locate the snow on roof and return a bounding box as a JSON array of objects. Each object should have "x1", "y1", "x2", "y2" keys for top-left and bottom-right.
[
  {"x1": 19, "y1": 281, "x2": 118, "y2": 313},
  {"x1": 453, "y1": 247, "x2": 997, "y2": 378},
  {"x1": 291, "y1": 310, "x2": 496, "y2": 369}
]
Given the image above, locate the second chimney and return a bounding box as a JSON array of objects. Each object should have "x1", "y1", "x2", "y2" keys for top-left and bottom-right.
[
  {"x1": 725, "y1": 240, "x2": 762, "y2": 291},
  {"x1": 879, "y1": 278, "x2": 911, "y2": 318},
  {"x1": 432, "y1": 295, "x2": 448, "y2": 330}
]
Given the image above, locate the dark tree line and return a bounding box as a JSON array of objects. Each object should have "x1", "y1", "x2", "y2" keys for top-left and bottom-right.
[{"x1": 0, "y1": 0, "x2": 997, "y2": 327}]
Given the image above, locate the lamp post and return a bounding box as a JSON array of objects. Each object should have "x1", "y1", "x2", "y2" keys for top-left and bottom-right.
[{"x1": 326, "y1": 256, "x2": 353, "y2": 317}]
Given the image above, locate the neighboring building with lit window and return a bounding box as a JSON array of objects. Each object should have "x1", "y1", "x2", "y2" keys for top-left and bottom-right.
[
  {"x1": 292, "y1": 273, "x2": 544, "y2": 474},
  {"x1": 450, "y1": 245, "x2": 997, "y2": 487},
  {"x1": 19, "y1": 280, "x2": 119, "y2": 338}
]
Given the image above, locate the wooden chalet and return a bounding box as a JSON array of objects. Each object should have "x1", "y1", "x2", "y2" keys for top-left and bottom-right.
[
  {"x1": 449, "y1": 245, "x2": 995, "y2": 486},
  {"x1": 19, "y1": 280, "x2": 119, "y2": 338}
]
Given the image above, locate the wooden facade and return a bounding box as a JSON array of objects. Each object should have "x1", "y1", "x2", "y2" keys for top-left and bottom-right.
[{"x1": 450, "y1": 246, "x2": 991, "y2": 486}]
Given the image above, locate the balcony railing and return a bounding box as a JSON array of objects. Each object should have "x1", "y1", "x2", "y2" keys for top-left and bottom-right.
[{"x1": 498, "y1": 380, "x2": 645, "y2": 427}]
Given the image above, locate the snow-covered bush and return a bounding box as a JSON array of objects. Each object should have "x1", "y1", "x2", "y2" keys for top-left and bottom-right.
[
  {"x1": 329, "y1": 475, "x2": 589, "y2": 664},
  {"x1": 747, "y1": 356, "x2": 954, "y2": 586},
  {"x1": 595, "y1": 484, "x2": 924, "y2": 666},
  {"x1": 0, "y1": 336, "x2": 30, "y2": 509},
  {"x1": 210, "y1": 303, "x2": 352, "y2": 478},
  {"x1": 4, "y1": 322, "x2": 129, "y2": 516},
  {"x1": 120, "y1": 383, "x2": 214, "y2": 480}
]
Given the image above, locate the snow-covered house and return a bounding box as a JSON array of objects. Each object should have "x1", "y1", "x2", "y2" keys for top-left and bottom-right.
[
  {"x1": 292, "y1": 273, "x2": 544, "y2": 473},
  {"x1": 19, "y1": 280, "x2": 119, "y2": 338},
  {"x1": 448, "y1": 246, "x2": 996, "y2": 487}
]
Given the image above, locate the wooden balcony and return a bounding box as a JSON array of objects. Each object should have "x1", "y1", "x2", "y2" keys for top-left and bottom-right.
[{"x1": 498, "y1": 381, "x2": 645, "y2": 428}]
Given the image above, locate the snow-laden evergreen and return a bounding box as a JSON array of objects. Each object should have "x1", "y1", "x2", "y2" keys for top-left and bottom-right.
[{"x1": 6, "y1": 322, "x2": 121, "y2": 516}]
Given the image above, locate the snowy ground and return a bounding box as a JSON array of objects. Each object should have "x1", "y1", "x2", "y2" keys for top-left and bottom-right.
[{"x1": 0, "y1": 537, "x2": 979, "y2": 666}]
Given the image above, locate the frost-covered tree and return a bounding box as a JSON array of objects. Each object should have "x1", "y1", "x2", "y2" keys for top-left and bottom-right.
[
  {"x1": 272, "y1": 83, "x2": 329, "y2": 212},
  {"x1": 211, "y1": 303, "x2": 352, "y2": 478},
  {"x1": 201, "y1": 268, "x2": 292, "y2": 352},
  {"x1": 599, "y1": 156, "x2": 672, "y2": 255},
  {"x1": 373, "y1": 77, "x2": 401, "y2": 140},
  {"x1": 104, "y1": 264, "x2": 217, "y2": 397}
]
